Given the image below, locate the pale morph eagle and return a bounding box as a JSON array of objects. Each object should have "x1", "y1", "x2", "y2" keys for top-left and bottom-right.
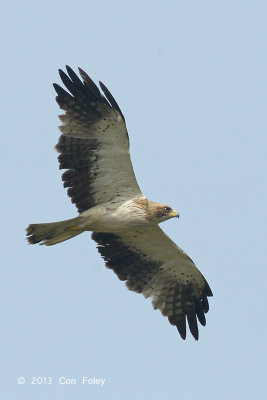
[{"x1": 26, "y1": 66, "x2": 213, "y2": 340}]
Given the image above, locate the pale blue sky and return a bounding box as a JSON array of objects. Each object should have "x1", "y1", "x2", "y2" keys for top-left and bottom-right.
[{"x1": 1, "y1": 1, "x2": 266, "y2": 399}]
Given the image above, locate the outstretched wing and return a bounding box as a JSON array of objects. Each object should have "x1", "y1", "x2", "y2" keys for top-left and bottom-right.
[
  {"x1": 92, "y1": 227, "x2": 213, "y2": 340},
  {"x1": 54, "y1": 66, "x2": 143, "y2": 213}
]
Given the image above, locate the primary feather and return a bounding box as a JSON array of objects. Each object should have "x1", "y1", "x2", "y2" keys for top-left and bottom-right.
[{"x1": 26, "y1": 66, "x2": 213, "y2": 340}]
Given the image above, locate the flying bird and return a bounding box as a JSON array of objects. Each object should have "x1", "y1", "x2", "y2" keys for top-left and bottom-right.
[{"x1": 26, "y1": 66, "x2": 212, "y2": 340}]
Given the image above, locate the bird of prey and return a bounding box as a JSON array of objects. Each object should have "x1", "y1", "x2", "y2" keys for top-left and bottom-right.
[{"x1": 26, "y1": 66, "x2": 212, "y2": 340}]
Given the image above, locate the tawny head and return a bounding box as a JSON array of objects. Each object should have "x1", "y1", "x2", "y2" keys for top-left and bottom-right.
[{"x1": 147, "y1": 201, "x2": 179, "y2": 223}]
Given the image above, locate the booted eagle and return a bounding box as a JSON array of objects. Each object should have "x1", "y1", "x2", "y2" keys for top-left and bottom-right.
[{"x1": 26, "y1": 66, "x2": 212, "y2": 340}]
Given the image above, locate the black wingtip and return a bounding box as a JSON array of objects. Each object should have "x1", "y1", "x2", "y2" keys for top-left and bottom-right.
[
  {"x1": 53, "y1": 82, "x2": 60, "y2": 91},
  {"x1": 65, "y1": 65, "x2": 83, "y2": 85},
  {"x1": 172, "y1": 315, "x2": 187, "y2": 340},
  {"x1": 204, "y1": 278, "x2": 213, "y2": 297},
  {"x1": 202, "y1": 296, "x2": 210, "y2": 313},
  {"x1": 58, "y1": 68, "x2": 69, "y2": 81},
  {"x1": 177, "y1": 325, "x2": 186, "y2": 340},
  {"x1": 78, "y1": 66, "x2": 86, "y2": 76},
  {"x1": 58, "y1": 68, "x2": 64, "y2": 76},
  {"x1": 65, "y1": 65, "x2": 75, "y2": 78},
  {"x1": 186, "y1": 311, "x2": 199, "y2": 340},
  {"x1": 53, "y1": 83, "x2": 70, "y2": 99},
  {"x1": 195, "y1": 299, "x2": 207, "y2": 326},
  {"x1": 99, "y1": 81, "x2": 125, "y2": 121}
]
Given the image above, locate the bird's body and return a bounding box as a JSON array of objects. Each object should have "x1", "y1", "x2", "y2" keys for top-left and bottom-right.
[{"x1": 26, "y1": 66, "x2": 213, "y2": 340}]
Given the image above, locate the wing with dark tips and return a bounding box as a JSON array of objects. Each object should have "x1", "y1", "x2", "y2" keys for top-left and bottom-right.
[
  {"x1": 54, "y1": 66, "x2": 142, "y2": 213},
  {"x1": 92, "y1": 226, "x2": 213, "y2": 341}
]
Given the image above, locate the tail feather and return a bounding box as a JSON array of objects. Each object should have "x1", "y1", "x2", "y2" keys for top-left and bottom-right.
[{"x1": 26, "y1": 217, "x2": 83, "y2": 246}]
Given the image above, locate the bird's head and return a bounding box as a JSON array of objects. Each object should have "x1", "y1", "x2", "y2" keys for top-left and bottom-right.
[{"x1": 148, "y1": 201, "x2": 179, "y2": 223}]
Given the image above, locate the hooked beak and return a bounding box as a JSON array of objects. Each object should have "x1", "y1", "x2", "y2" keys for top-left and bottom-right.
[{"x1": 170, "y1": 209, "x2": 180, "y2": 218}]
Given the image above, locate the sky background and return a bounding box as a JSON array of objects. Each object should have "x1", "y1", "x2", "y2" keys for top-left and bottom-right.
[{"x1": 1, "y1": 1, "x2": 266, "y2": 399}]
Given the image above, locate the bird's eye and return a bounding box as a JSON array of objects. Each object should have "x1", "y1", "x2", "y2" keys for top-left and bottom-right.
[{"x1": 163, "y1": 206, "x2": 171, "y2": 212}]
